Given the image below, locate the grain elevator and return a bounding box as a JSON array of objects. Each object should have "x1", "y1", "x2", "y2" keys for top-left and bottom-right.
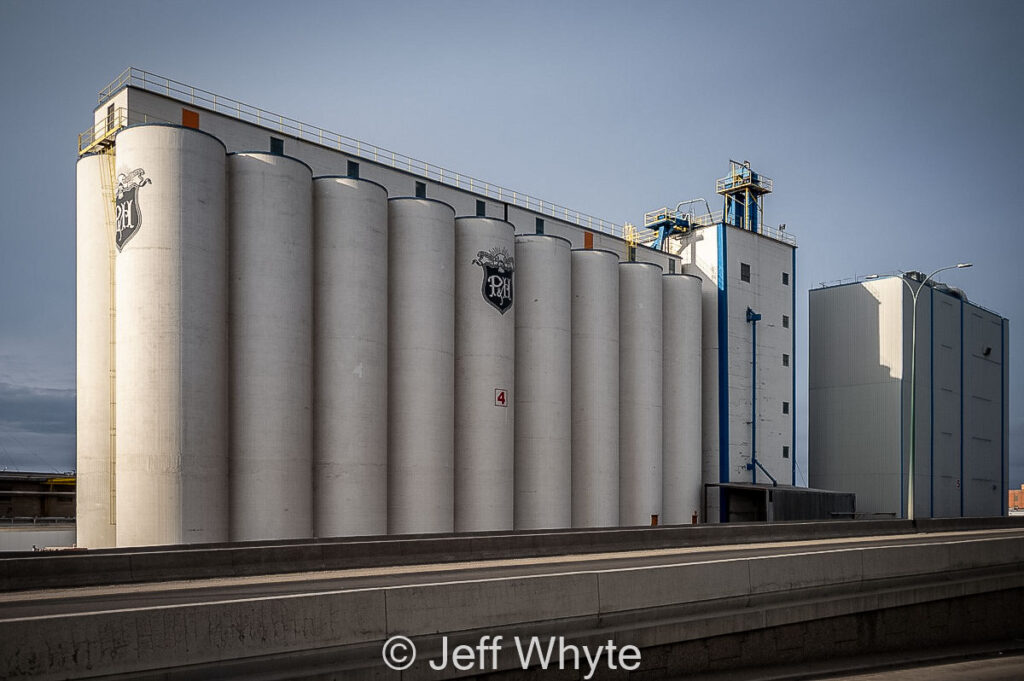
[{"x1": 76, "y1": 69, "x2": 798, "y2": 547}]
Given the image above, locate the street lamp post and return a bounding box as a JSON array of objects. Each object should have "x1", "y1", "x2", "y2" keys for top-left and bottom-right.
[{"x1": 886, "y1": 264, "x2": 973, "y2": 520}]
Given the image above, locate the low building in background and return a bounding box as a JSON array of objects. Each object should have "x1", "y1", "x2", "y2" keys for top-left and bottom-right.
[{"x1": 0, "y1": 471, "x2": 75, "y2": 520}]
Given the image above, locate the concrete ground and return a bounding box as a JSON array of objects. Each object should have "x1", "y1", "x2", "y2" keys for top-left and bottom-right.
[{"x1": 679, "y1": 641, "x2": 1024, "y2": 681}]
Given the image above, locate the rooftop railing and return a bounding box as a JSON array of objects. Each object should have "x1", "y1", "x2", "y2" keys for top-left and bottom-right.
[
  {"x1": 94, "y1": 68, "x2": 796, "y2": 247},
  {"x1": 97, "y1": 68, "x2": 625, "y2": 237}
]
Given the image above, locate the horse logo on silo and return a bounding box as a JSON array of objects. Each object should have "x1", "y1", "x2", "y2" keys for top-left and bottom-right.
[
  {"x1": 114, "y1": 168, "x2": 152, "y2": 251},
  {"x1": 472, "y1": 247, "x2": 514, "y2": 314}
]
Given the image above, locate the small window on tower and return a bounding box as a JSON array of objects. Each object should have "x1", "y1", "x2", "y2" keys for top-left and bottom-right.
[
  {"x1": 782, "y1": 401, "x2": 790, "y2": 414},
  {"x1": 783, "y1": 353, "x2": 790, "y2": 367},
  {"x1": 347, "y1": 160, "x2": 360, "y2": 178},
  {"x1": 783, "y1": 446, "x2": 790, "y2": 459},
  {"x1": 536, "y1": 217, "x2": 545, "y2": 234},
  {"x1": 783, "y1": 315, "x2": 790, "y2": 328},
  {"x1": 782, "y1": 272, "x2": 790, "y2": 285},
  {"x1": 270, "y1": 137, "x2": 284, "y2": 155},
  {"x1": 476, "y1": 200, "x2": 486, "y2": 217},
  {"x1": 740, "y1": 263, "x2": 751, "y2": 282},
  {"x1": 415, "y1": 181, "x2": 426, "y2": 198}
]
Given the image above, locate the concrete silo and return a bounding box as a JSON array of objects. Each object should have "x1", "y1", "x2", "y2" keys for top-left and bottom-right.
[
  {"x1": 513, "y1": 235, "x2": 572, "y2": 530},
  {"x1": 662, "y1": 273, "x2": 703, "y2": 524},
  {"x1": 75, "y1": 153, "x2": 116, "y2": 548},
  {"x1": 388, "y1": 198, "x2": 456, "y2": 535},
  {"x1": 228, "y1": 152, "x2": 313, "y2": 541},
  {"x1": 313, "y1": 176, "x2": 389, "y2": 538},
  {"x1": 454, "y1": 217, "x2": 515, "y2": 532},
  {"x1": 618, "y1": 262, "x2": 663, "y2": 527},
  {"x1": 571, "y1": 248, "x2": 620, "y2": 528},
  {"x1": 113, "y1": 124, "x2": 229, "y2": 546}
]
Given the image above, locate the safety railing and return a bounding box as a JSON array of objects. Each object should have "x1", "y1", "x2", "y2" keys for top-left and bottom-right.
[
  {"x1": 715, "y1": 171, "x2": 774, "y2": 194},
  {"x1": 96, "y1": 68, "x2": 625, "y2": 237},
  {"x1": 641, "y1": 205, "x2": 795, "y2": 247},
  {"x1": 78, "y1": 107, "x2": 175, "y2": 155},
  {"x1": 0, "y1": 516, "x2": 75, "y2": 525}
]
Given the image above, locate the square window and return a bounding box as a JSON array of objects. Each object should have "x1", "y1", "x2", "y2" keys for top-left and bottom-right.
[
  {"x1": 740, "y1": 262, "x2": 751, "y2": 282},
  {"x1": 415, "y1": 181, "x2": 426, "y2": 198},
  {"x1": 783, "y1": 353, "x2": 790, "y2": 367},
  {"x1": 783, "y1": 446, "x2": 790, "y2": 459},
  {"x1": 536, "y1": 217, "x2": 544, "y2": 234},
  {"x1": 783, "y1": 315, "x2": 790, "y2": 328},
  {"x1": 347, "y1": 160, "x2": 360, "y2": 178},
  {"x1": 782, "y1": 272, "x2": 790, "y2": 285},
  {"x1": 476, "y1": 200, "x2": 486, "y2": 217},
  {"x1": 782, "y1": 401, "x2": 790, "y2": 414},
  {"x1": 270, "y1": 137, "x2": 284, "y2": 155}
]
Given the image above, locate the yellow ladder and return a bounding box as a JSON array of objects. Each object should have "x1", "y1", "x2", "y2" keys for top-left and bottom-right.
[{"x1": 98, "y1": 148, "x2": 118, "y2": 525}]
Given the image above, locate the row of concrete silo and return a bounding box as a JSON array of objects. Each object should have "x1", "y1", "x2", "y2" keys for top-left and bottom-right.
[{"x1": 76, "y1": 123, "x2": 703, "y2": 547}]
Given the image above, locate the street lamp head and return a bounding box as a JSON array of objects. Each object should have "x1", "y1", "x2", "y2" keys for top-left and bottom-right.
[{"x1": 956, "y1": 263, "x2": 973, "y2": 269}]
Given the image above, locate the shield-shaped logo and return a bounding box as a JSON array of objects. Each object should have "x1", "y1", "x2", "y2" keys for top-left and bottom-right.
[
  {"x1": 114, "y1": 168, "x2": 152, "y2": 251},
  {"x1": 472, "y1": 247, "x2": 515, "y2": 314}
]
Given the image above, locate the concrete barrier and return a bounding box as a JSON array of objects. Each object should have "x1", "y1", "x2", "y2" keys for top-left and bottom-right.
[
  {"x1": 2, "y1": 530, "x2": 1023, "y2": 679},
  {"x1": 2, "y1": 517, "x2": 1022, "y2": 593}
]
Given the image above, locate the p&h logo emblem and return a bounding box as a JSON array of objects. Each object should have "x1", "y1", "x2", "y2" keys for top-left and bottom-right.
[
  {"x1": 114, "y1": 168, "x2": 152, "y2": 251},
  {"x1": 472, "y1": 247, "x2": 515, "y2": 314}
]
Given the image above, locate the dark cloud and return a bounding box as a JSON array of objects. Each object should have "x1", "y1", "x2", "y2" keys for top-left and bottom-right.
[
  {"x1": 0, "y1": 383, "x2": 76, "y2": 472},
  {"x1": 0, "y1": 382, "x2": 75, "y2": 435}
]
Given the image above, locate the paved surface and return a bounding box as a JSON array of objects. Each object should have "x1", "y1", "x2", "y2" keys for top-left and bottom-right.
[
  {"x1": 814, "y1": 653, "x2": 1024, "y2": 680},
  {"x1": 3, "y1": 527, "x2": 1022, "y2": 620}
]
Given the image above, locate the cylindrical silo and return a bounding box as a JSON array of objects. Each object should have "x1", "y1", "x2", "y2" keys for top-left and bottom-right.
[
  {"x1": 514, "y1": 235, "x2": 572, "y2": 530},
  {"x1": 76, "y1": 153, "x2": 116, "y2": 548},
  {"x1": 388, "y1": 198, "x2": 456, "y2": 535},
  {"x1": 663, "y1": 273, "x2": 703, "y2": 524},
  {"x1": 619, "y1": 262, "x2": 663, "y2": 526},
  {"x1": 454, "y1": 217, "x2": 516, "y2": 532},
  {"x1": 571, "y1": 249, "x2": 620, "y2": 528},
  {"x1": 228, "y1": 153, "x2": 313, "y2": 541},
  {"x1": 313, "y1": 176, "x2": 388, "y2": 538},
  {"x1": 114, "y1": 124, "x2": 228, "y2": 547}
]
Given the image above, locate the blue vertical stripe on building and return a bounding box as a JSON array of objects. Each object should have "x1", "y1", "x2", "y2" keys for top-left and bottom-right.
[
  {"x1": 900, "y1": 375, "x2": 905, "y2": 518},
  {"x1": 1001, "y1": 318, "x2": 1006, "y2": 516},
  {"x1": 717, "y1": 224, "x2": 730, "y2": 522},
  {"x1": 929, "y1": 288, "x2": 934, "y2": 517},
  {"x1": 960, "y1": 299, "x2": 964, "y2": 516},
  {"x1": 792, "y1": 248, "x2": 797, "y2": 486}
]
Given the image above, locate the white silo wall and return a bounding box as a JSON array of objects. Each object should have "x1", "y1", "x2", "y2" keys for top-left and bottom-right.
[
  {"x1": 388, "y1": 198, "x2": 456, "y2": 534},
  {"x1": 618, "y1": 262, "x2": 664, "y2": 527},
  {"x1": 76, "y1": 153, "x2": 116, "y2": 548},
  {"x1": 454, "y1": 217, "x2": 516, "y2": 532},
  {"x1": 114, "y1": 124, "x2": 229, "y2": 546},
  {"x1": 513, "y1": 235, "x2": 572, "y2": 530},
  {"x1": 571, "y1": 249, "x2": 620, "y2": 528},
  {"x1": 228, "y1": 153, "x2": 313, "y2": 541},
  {"x1": 313, "y1": 176, "x2": 389, "y2": 537},
  {"x1": 663, "y1": 274, "x2": 703, "y2": 524}
]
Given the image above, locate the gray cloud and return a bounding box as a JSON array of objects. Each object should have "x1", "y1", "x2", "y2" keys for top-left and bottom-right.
[
  {"x1": 0, "y1": 382, "x2": 76, "y2": 472},
  {"x1": 0, "y1": 382, "x2": 75, "y2": 435}
]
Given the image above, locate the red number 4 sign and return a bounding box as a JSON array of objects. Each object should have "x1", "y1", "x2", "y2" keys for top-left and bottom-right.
[{"x1": 494, "y1": 389, "x2": 508, "y2": 407}]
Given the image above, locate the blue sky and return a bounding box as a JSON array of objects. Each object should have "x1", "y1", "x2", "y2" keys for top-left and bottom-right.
[{"x1": 0, "y1": 0, "x2": 1020, "y2": 487}]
